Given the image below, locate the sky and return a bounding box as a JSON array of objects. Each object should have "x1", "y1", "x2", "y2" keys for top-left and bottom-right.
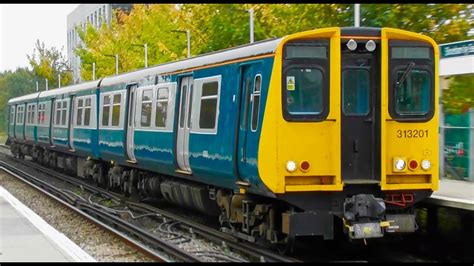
[{"x1": 0, "y1": 4, "x2": 79, "y2": 72}]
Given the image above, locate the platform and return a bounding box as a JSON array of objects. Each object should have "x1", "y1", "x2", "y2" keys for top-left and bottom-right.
[
  {"x1": 426, "y1": 179, "x2": 474, "y2": 211},
  {"x1": 0, "y1": 186, "x2": 96, "y2": 262}
]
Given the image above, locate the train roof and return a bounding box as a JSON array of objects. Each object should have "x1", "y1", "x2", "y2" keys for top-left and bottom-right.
[
  {"x1": 9, "y1": 36, "x2": 283, "y2": 105},
  {"x1": 8, "y1": 92, "x2": 41, "y2": 104},
  {"x1": 38, "y1": 79, "x2": 100, "y2": 99},
  {"x1": 8, "y1": 79, "x2": 101, "y2": 105},
  {"x1": 100, "y1": 37, "x2": 283, "y2": 87}
]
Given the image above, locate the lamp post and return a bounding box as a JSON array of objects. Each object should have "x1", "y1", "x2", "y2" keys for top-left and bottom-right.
[
  {"x1": 45, "y1": 78, "x2": 48, "y2": 91},
  {"x1": 58, "y1": 74, "x2": 61, "y2": 88},
  {"x1": 172, "y1": 30, "x2": 191, "y2": 58},
  {"x1": 249, "y1": 8, "x2": 254, "y2": 43},
  {"x1": 104, "y1": 54, "x2": 119, "y2": 75},
  {"x1": 354, "y1": 4, "x2": 360, "y2": 27},
  {"x1": 92, "y1": 62, "x2": 96, "y2": 80},
  {"x1": 131, "y1": 43, "x2": 148, "y2": 68}
]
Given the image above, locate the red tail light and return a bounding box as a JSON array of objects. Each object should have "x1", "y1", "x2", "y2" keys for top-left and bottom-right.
[{"x1": 300, "y1": 161, "x2": 310, "y2": 172}]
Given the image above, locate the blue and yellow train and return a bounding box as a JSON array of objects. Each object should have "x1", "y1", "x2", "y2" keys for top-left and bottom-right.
[{"x1": 7, "y1": 27, "x2": 439, "y2": 249}]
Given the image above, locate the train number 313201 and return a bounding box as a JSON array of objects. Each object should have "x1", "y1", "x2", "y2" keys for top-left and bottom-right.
[{"x1": 396, "y1": 129, "x2": 429, "y2": 138}]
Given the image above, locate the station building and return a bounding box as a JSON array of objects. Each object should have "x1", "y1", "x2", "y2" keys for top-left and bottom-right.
[{"x1": 67, "y1": 4, "x2": 133, "y2": 84}]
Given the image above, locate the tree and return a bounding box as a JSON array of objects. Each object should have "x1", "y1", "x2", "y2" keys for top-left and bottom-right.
[
  {"x1": 442, "y1": 74, "x2": 474, "y2": 114},
  {"x1": 27, "y1": 40, "x2": 73, "y2": 89},
  {"x1": 360, "y1": 4, "x2": 474, "y2": 44},
  {"x1": 0, "y1": 68, "x2": 37, "y2": 130},
  {"x1": 75, "y1": 3, "x2": 473, "y2": 82},
  {"x1": 75, "y1": 4, "x2": 182, "y2": 81}
]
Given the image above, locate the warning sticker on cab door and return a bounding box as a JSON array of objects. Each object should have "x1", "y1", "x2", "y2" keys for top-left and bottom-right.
[{"x1": 287, "y1": 76, "x2": 295, "y2": 91}]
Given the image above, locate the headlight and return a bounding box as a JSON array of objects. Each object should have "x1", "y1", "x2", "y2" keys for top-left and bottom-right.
[
  {"x1": 421, "y1": 160, "x2": 431, "y2": 171},
  {"x1": 346, "y1": 39, "x2": 357, "y2": 51},
  {"x1": 394, "y1": 159, "x2": 406, "y2": 171},
  {"x1": 286, "y1": 161, "x2": 297, "y2": 173},
  {"x1": 365, "y1": 40, "x2": 376, "y2": 52}
]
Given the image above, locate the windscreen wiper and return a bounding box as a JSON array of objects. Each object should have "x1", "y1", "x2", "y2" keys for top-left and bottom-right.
[{"x1": 395, "y1": 62, "x2": 415, "y2": 88}]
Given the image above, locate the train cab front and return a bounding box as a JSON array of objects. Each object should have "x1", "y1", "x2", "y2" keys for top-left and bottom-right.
[{"x1": 258, "y1": 26, "x2": 439, "y2": 243}]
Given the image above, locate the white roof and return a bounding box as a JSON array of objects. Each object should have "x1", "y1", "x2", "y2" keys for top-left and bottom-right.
[
  {"x1": 38, "y1": 80, "x2": 101, "y2": 99},
  {"x1": 8, "y1": 37, "x2": 283, "y2": 105},
  {"x1": 8, "y1": 92, "x2": 41, "y2": 104},
  {"x1": 100, "y1": 37, "x2": 283, "y2": 87}
]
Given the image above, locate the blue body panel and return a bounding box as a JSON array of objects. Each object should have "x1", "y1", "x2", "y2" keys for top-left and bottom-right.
[
  {"x1": 25, "y1": 124, "x2": 36, "y2": 143},
  {"x1": 37, "y1": 100, "x2": 53, "y2": 147},
  {"x1": 133, "y1": 130, "x2": 175, "y2": 174},
  {"x1": 99, "y1": 129, "x2": 125, "y2": 162},
  {"x1": 7, "y1": 106, "x2": 15, "y2": 140},
  {"x1": 52, "y1": 126, "x2": 69, "y2": 148},
  {"x1": 97, "y1": 85, "x2": 127, "y2": 162},
  {"x1": 73, "y1": 128, "x2": 95, "y2": 157},
  {"x1": 185, "y1": 58, "x2": 274, "y2": 194},
  {"x1": 72, "y1": 89, "x2": 100, "y2": 159},
  {"x1": 14, "y1": 124, "x2": 24, "y2": 141},
  {"x1": 8, "y1": 53, "x2": 276, "y2": 197}
]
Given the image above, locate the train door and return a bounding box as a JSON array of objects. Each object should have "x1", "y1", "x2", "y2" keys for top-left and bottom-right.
[
  {"x1": 341, "y1": 47, "x2": 379, "y2": 183},
  {"x1": 21, "y1": 103, "x2": 26, "y2": 140},
  {"x1": 68, "y1": 95, "x2": 75, "y2": 151},
  {"x1": 12, "y1": 104, "x2": 17, "y2": 139},
  {"x1": 49, "y1": 99, "x2": 55, "y2": 146},
  {"x1": 125, "y1": 83, "x2": 139, "y2": 162},
  {"x1": 237, "y1": 64, "x2": 261, "y2": 179},
  {"x1": 176, "y1": 76, "x2": 193, "y2": 173}
]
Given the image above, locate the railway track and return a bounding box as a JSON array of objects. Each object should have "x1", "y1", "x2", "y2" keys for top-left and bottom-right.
[{"x1": 0, "y1": 145, "x2": 300, "y2": 262}]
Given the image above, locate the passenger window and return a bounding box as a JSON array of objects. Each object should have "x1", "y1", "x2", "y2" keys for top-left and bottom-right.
[
  {"x1": 26, "y1": 105, "x2": 31, "y2": 124},
  {"x1": 102, "y1": 95, "x2": 110, "y2": 126},
  {"x1": 251, "y1": 75, "x2": 261, "y2": 131},
  {"x1": 141, "y1": 89, "x2": 153, "y2": 127},
  {"x1": 55, "y1": 101, "x2": 61, "y2": 125},
  {"x1": 342, "y1": 69, "x2": 370, "y2": 115},
  {"x1": 395, "y1": 69, "x2": 430, "y2": 115},
  {"x1": 187, "y1": 85, "x2": 193, "y2": 129},
  {"x1": 155, "y1": 87, "x2": 169, "y2": 128},
  {"x1": 179, "y1": 85, "x2": 187, "y2": 128},
  {"x1": 285, "y1": 68, "x2": 323, "y2": 115},
  {"x1": 10, "y1": 106, "x2": 15, "y2": 125},
  {"x1": 61, "y1": 100, "x2": 68, "y2": 126},
  {"x1": 37, "y1": 104, "x2": 42, "y2": 125},
  {"x1": 84, "y1": 97, "x2": 92, "y2": 126},
  {"x1": 112, "y1": 94, "x2": 121, "y2": 126},
  {"x1": 31, "y1": 104, "x2": 36, "y2": 125},
  {"x1": 76, "y1": 98, "x2": 83, "y2": 126},
  {"x1": 199, "y1": 81, "x2": 219, "y2": 129}
]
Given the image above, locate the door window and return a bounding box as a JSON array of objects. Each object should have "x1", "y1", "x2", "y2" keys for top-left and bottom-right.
[{"x1": 342, "y1": 68, "x2": 370, "y2": 115}]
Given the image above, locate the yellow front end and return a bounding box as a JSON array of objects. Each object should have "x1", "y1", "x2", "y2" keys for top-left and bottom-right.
[
  {"x1": 381, "y1": 28, "x2": 439, "y2": 191},
  {"x1": 259, "y1": 27, "x2": 439, "y2": 194},
  {"x1": 259, "y1": 27, "x2": 343, "y2": 194}
]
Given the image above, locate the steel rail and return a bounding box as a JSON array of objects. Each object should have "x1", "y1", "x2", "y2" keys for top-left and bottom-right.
[
  {"x1": 0, "y1": 158, "x2": 201, "y2": 262},
  {"x1": 0, "y1": 147, "x2": 300, "y2": 262}
]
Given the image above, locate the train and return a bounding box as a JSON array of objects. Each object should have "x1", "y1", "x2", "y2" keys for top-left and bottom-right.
[{"x1": 6, "y1": 26, "x2": 439, "y2": 251}]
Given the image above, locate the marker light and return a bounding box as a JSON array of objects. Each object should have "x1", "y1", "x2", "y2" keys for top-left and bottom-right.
[
  {"x1": 421, "y1": 160, "x2": 431, "y2": 171},
  {"x1": 347, "y1": 39, "x2": 357, "y2": 51},
  {"x1": 365, "y1": 40, "x2": 376, "y2": 52},
  {"x1": 300, "y1": 161, "x2": 310, "y2": 172},
  {"x1": 408, "y1": 159, "x2": 418, "y2": 171},
  {"x1": 286, "y1": 161, "x2": 297, "y2": 173},
  {"x1": 394, "y1": 159, "x2": 407, "y2": 171}
]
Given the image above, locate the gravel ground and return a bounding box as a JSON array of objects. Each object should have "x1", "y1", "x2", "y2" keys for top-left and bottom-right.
[
  {"x1": 0, "y1": 152, "x2": 249, "y2": 262},
  {"x1": 0, "y1": 171, "x2": 154, "y2": 262}
]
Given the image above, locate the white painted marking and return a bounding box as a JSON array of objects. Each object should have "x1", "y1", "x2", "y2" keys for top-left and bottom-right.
[{"x1": 0, "y1": 186, "x2": 96, "y2": 262}]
